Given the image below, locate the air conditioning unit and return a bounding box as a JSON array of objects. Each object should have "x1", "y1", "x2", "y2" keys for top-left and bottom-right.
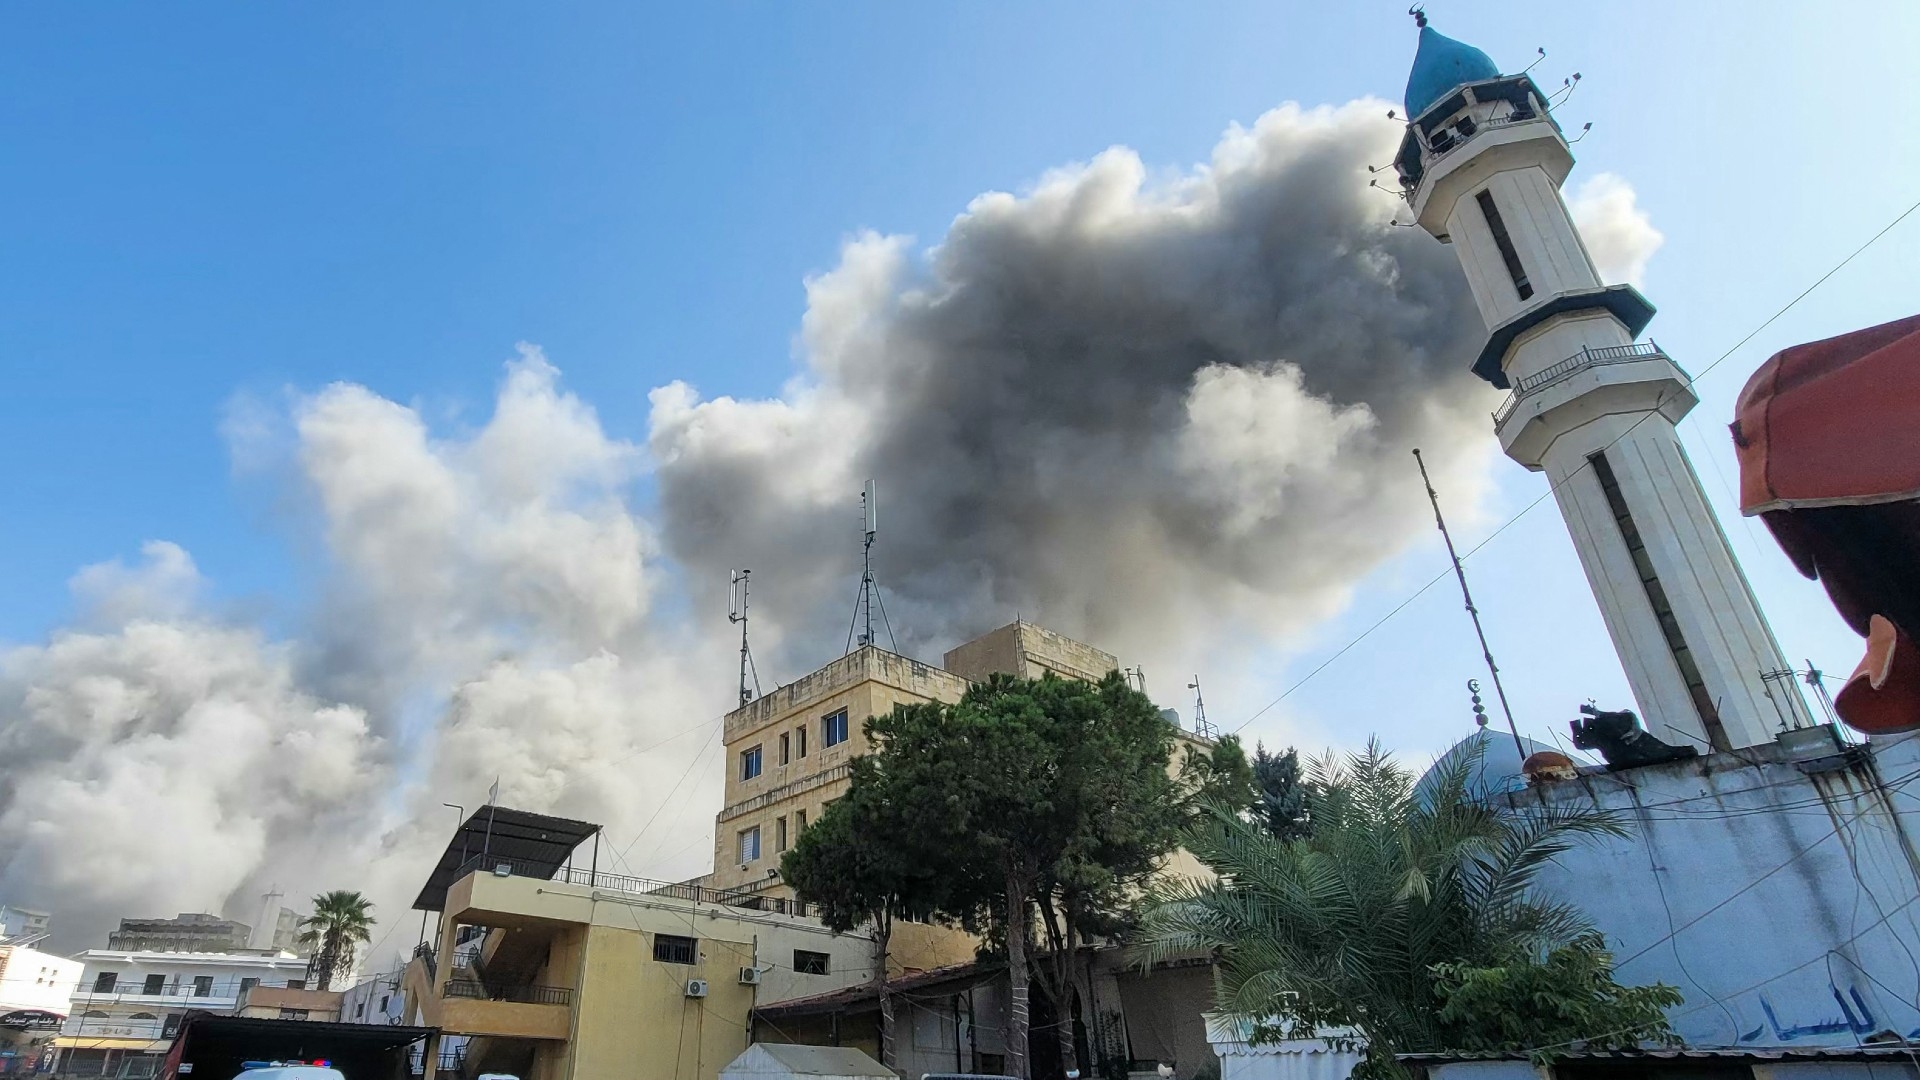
[
  {"x1": 738, "y1": 967, "x2": 761, "y2": 986},
  {"x1": 685, "y1": 979, "x2": 709, "y2": 999}
]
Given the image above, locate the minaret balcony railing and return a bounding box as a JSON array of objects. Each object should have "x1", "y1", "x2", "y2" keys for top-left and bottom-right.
[{"x1": 1492, "y1": 341, "x2": 1678, "y2": 426}]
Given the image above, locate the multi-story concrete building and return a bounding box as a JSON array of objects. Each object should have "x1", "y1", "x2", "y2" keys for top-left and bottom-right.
[
  {"x1": 400, "y1": 806, "x2": 881, "y2": 1080},
  {"x1": 50, "y1": 949, "x2": 311, "y2": 1078},
  {"x1": 0, "y1": 943, "x2": 82, "y2": 1077},
  {"x1": 0, "y1": 908, "x2": 50, "y2": 947},
  {"x1": 706, "y1": 620, "x2": 1121, "y2": 902},
  {"x1": 105, "y1": 914, "x2": 252, "y2": 955}
]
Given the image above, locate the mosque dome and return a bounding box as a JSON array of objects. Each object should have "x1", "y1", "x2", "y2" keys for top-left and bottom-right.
[
  {"x1": 1416, "y1": 727, "x2": 1586, "y2": 804},
  {"x1": 1404, "y1": 23, "x2": 1503, "y2": 120}
]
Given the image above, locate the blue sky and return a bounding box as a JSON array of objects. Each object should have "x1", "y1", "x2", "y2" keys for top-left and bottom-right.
[{"x1": 5, "y1": 1, "x2": 1919, "y2": 764}]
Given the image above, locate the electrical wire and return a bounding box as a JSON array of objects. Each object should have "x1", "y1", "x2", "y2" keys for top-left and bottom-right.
[
  {"x1": 1232, "y1": 191, "x2": 1920, "y2": 736},
  {"x1": 611, "y1": 720, "x2": 725, "y2": 868}
]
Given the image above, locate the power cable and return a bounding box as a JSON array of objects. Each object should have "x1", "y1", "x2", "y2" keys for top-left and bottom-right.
[
  {"x1": 1232, "y1": 191, "x2": 1920, "y2": 736},
  {"x1": 612, "y1": 720, "x2": 725, "y2": 868}
]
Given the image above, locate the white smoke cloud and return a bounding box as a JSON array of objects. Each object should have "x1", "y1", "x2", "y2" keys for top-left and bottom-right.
[
  {"x1": 1, "y1": 353, "x2": 727, "y2": 952},
  {"x1": 1569, "y1": 172, "x2": 1664, "y2": 287},
  {"x1": 0, "y1": 552, "x2": 382, "y2": 941},
  {"x1": 0, "y1": 104, "x2": 1662, "y2": 951}
]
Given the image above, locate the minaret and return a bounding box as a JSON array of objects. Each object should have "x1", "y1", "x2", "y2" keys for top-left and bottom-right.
[{"x1": 1393, "y1": 15, "x2": 1812, "y2": 751}]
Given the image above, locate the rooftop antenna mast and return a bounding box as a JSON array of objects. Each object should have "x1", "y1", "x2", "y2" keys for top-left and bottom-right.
[
  {"x1": 1188, "y1": 676, "x2": 1218, "y2": 741},
  {"x1": 846, "y1": 480, "x2": 898, "y2": 654},
  {"x1": 1413, "y1": 449, "x2": 1527, "y2": 762},
  {"x1": 729, "y1": 569, "x2": 761, "y2": 707}
]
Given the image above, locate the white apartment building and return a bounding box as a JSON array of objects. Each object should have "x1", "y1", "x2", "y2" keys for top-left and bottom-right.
[
  {"x1": 0, "y1": 943, "x2": 82, "y2": 1018},
  {"x1": 52, "y1": 950, "x2": 310, "y2": 1079}
]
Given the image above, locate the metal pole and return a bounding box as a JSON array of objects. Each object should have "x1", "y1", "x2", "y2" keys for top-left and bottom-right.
[
  {"x1": 1413, "y1": 449, "x2": 1528, "y2": 762},
  {"x1": 590, "y1": 827, "x2": 600, "y2": 887}
]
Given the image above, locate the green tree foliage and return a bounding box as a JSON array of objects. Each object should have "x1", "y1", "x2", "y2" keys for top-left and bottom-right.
[
  {"x1": 1432, "y1": 933, "x2": 1682, "y2": 1062},
  {"x1": 1177, "y1": 734, "x2": 1255, "y2": 821},
  {"x1": 298, "y1": 890, "x2": 375, "y2": 991},
  {"x1": 782, "y1": 748, "x2": 958, "y2": 1069},
  {"x1": 804, "y1": 673, "x2": 1181, "y2": 1079},
  {"x1": 1251, "y1": 743, "x2": 1310, "y2": 841},
  {"x1": 1136, "y1": 741, "x2": 1676, "y2": 1078}
]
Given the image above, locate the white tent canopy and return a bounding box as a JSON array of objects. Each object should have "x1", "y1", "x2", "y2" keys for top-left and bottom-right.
[{"x1": 721, "y1": 1044, "x2": 898, "y2": 1080}]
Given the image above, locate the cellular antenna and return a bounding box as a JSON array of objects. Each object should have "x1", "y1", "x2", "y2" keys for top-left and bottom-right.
[
  {"x1": 1188, "y1": 676, "x2": 1217, "y2": 741},
  {"x1": 729, "y1": 569, "x2": 762, "y2": 707},
  {"x1": 1413, "y1": 449, "x2": 1527, "y2": 762},
  {"x1": 845, "y1": 480, "x2": 898, "y2": 654}
]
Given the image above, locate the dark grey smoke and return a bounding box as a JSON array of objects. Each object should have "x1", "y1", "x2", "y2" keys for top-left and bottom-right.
[{"x1": 648, "y1": 101, "x2": 1497, "y2": 679}]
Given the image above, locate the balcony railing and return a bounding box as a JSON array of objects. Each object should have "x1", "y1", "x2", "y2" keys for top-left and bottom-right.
[
  {"x1": 443, "y1": 978, "x2": 572, "y2": 1007},
  {"x1": 452, "y1": 853, "x2": 817, "y2": 918},
  {"x1": 1493, "y1": 341, "x2": 1679, "y2": 427}
]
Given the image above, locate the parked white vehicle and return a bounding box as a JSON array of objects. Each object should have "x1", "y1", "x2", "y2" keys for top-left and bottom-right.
[{"x1": 235, "y1": 1066, "x2": 346, "y2": 1080}]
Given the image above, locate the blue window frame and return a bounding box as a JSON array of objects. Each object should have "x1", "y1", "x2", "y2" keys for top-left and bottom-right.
[
  {"x1": 740, "y1": 745, "x2": 763, "y2": 781},
  {"x1": 822, "y1": 709, "x2": 849, "y2": 748}
]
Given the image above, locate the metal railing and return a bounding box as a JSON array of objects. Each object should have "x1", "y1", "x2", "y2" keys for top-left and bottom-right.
[
  {"x1": 443, "y1": 978, "x2": 572, "y2": 1007},
  {"x1": 452, "y1": 853, "x2": 817, "y2": 918},
  {"x1": 413, "y1": 940, "x2": 437, "y2": 980},
  {"x1": 1492, "y1": 341, "x2": 1676, "y2": 427}
]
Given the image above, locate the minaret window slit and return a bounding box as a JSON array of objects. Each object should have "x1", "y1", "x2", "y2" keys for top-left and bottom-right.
[
  {"x1": 1476, "y1": 189, "x2": 1534, "y2": 300},
  {"x1": 1589, "y1": 450, "x2": 1730, "y2": 750}
]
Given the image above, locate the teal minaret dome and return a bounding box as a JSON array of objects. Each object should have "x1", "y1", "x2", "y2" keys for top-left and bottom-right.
[{"x1": 1403, "y1": 16, "x2": 1502, "y2": 119}]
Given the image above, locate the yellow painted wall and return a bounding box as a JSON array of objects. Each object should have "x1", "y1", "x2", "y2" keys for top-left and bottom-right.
[
  {"x1": 886, "y1": 921, "x2": 978, "y2": 977},
  {"x1": 433, "y1": 871, "x2": 877, "y2": 1080},
  {"x1": 710, "y1": 649, "x2": 969, "y2": 894}
]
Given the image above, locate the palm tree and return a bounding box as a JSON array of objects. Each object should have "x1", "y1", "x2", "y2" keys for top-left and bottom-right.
[
  {"x1": 1136, "y1": 740, "x2": 1654, "y2": 1077},
  {"x1": 298, "y1": 891, "x2": 376, "y2": 991}
]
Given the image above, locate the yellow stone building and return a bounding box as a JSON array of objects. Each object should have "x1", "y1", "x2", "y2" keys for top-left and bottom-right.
[
  {"x1": 403, "y1": 808, "x2": 883, "y2": 1080},
  {"x1": 398, "y1": 622, "x2": 1212, "y2": 1080},
  {"x1": 703, "y1": 621, "x2": 1122, "y2": 903}
]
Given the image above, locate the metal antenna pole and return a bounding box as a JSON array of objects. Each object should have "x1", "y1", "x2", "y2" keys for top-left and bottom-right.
[
  {"x1": 730, "y1": 569, "x2": 754, "y2": 707},
  {"x1": 847, "y1": 481, "x2": 881, "y2": 653},
  {"x1": 1188, "y1": 676, "x2": 1217, "y2": 740},
  {"x1": 1413, "y1": 449, "x2": 1527, "y2": 761}
]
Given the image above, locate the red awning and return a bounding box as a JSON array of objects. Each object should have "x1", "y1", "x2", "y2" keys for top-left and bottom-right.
[
  {"x1": 1733, "y1": 313, "x2": 1920, "y2": 516},
  {"x1": 1732, "y1": 313, "x2": 1920, "y2": 734}
]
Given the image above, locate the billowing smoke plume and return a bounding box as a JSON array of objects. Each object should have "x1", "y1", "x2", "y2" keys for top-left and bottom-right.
[
  {"x1": 1569, "y1": 173, "x2": 1664, "y2": 287},
  {"x1": 1, "y1": 354, "x2": 729, "y2": 953},
  {"x1": 0, "y1": 100, "x2": 1666, "y2": 952},
  {"x1": 648, "y1": 101, "x2": 1497, "y2": 682}
]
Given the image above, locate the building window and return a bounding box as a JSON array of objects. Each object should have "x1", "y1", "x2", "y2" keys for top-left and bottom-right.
[
  {"x1": 379, "y1": 994, "x2": 390, "y2": 1012},
  {"x1": 779, "y1": 732, "x2": 791, "y2": 765},
  {"x1": 796, "y1": 726, "x2": 807, "y2": 758},
  {"x1": 822, "y1": 709, "x2": 849, "y2": 748},
  {"x1": 653, "y1": 934, "x2": 697, "y2": 965},
  {"x1": 192, "y1": 976, "x2": 214, "y2": 997},
  {"x1": 739, "y1": 825, "x2": 761, "y2": 863},
  {"x1": 794, "y1": 950, "x2": 831, "y2": 976},
  {"x1": 238, "y1": 977, "x2": 258, "y2": 997},
  {"x1": 355, "y1": 1002, "x2": 366, "y2": 1018},
  {"x1": 163, "y1": 1013, "x2": 183, "y2": 1038},
  {"x1": 143, "y1": 974, "x2": 166, "y2": 995},
  {"x1": 775, "y1": 815, "x2": 789, "y2": 852},
  {"x1": 740, "y1": 744, "x2": 763, "y2": 781},
  {"x1": 795, "y1": 809, "x2": 807, "y2": 833},
  {"x1": 92, "y1": 972, "x2": 117, "y2": 993},
  {"x1": 1476, "y1": 189, "x2": 1533, "y2": 301},
  {"x1": 286, "y1": 979, "x2": 305, "y2": 990}
]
